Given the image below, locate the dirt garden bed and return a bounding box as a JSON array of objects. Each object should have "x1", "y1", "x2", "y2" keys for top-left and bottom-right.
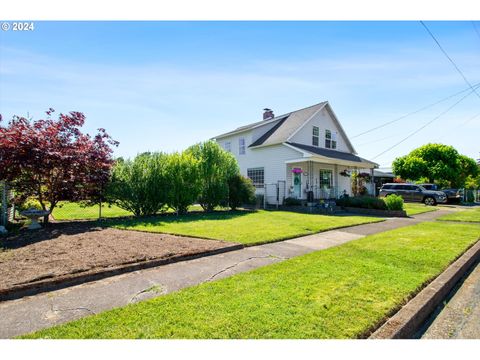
[{"x1": 0, "y1": 221, "x2": 241, "y2": 300}]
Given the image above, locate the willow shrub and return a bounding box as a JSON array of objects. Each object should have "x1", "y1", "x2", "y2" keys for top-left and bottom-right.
[
  {"x1": 164, "y1": 152, "x2": 202, "y2": 214},
  {"x1": 228, "y1": 174, "x2": 256, "y2": 210},
  {"x1": 106, "y1": 153, "x2": 169, "y2": 216},
  {"x1": 187, "y1": 141, "x2": 240, "y2": 212}
]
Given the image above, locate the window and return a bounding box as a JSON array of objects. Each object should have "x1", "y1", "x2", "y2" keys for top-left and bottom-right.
[
  {"x1": 312, "y1": 126, "x2": 319, "y2": 146},
  {"x1": 224, "y1": 141, "x2": 231, "y2": 152},
  {"x1": 239, "y1": 138, "x2": 246, "y2": 155},
  {"x1": 332, "y1": 132, "x2": 337, "y2": 149},
  {"x1": 325, "y1": 130, "x2": 331, "y2": 148},
  {"x1": 247, "y1": 168, "x2": 264, "y2": 187},
  {"x1": 319, "y1": 169, "x2": 333, "y2": 189},
  {"x1": 325, "y1": 130, "x2": 337, "y2": 149}
]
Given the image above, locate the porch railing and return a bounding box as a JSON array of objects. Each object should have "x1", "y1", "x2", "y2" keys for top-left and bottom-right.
[{"x1": 308, "y1": 186, "x2": 339, "y2": 200}]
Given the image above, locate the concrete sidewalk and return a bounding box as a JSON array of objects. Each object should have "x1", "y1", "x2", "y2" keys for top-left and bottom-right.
[{"x1": 0, "y1": 209, "x2": 449, "y2": 338}]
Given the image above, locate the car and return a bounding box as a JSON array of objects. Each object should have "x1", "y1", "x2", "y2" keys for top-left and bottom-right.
[
  {"x1": 379, "y1": 183, "x2": 447, "y2": 205},
  {"x1": 419, "y1": 184, "x2": 462, "y2": 203}
]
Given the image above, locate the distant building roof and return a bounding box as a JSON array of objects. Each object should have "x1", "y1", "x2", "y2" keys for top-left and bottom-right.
[{"x1": 373, "y1": 170, "x2": 395, "y2": 178}]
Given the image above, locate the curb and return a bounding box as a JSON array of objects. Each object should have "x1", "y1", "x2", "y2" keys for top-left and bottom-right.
[
  {"x1": 369, "y1": 239, "x2": 480, "y2": 339},
  {"x1": 0, "y1": 243, "x2": 244, "y2": 302}
]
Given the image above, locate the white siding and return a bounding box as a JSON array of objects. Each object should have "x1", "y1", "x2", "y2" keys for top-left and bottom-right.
[
  {"x1": 216, "y1": 134, "x2": 303, "y2": 191},
  {"x1": 289, "y1": 107, "x2": 350, "y2": 153}
]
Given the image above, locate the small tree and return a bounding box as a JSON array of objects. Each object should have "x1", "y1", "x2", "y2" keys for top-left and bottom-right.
[
  {"x1": 392, "y1": 143, "x2": 477, "y2": 187},
  {"x1": 164, "y1": 152, "x2": 202, "y2": 214},
  {"x1": 186, "y1": 140, "x2": 239, "y2": 212},
  {"x1": 227, "y1": 174, "x2": 256, "y2": 210},
  {"x1": 106, "y1": 153, "x2": 168, "y2": 216},
  {"x1": 0, "y1": 110, "x2": 117, "y2": 222}
]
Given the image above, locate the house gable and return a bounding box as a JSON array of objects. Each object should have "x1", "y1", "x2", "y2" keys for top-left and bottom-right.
[{"x1": 287, "y1": 103, "x2": 356, "y2": 154}]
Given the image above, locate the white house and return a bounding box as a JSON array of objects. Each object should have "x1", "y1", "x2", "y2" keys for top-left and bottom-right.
[{"x1": 213, "y1": 101, "x2": 378, "y2": 205}]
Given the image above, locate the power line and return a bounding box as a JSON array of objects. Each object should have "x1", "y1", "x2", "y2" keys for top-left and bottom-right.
[
  {"x1": 351, "y1": 82, "x2": 480, "y2": 139},
  {"x1": 371, "y1": 87, "x2": 477, "y2": 160},
  {"x1": 435, "y1": 111, "x2": 480, "y2": 142},
  {"x1": 472, "y1": 21, "x2": 480, "y2": 42},
  {"x1": 420, "y1": 21, "x2": 480, "y2": 100}
]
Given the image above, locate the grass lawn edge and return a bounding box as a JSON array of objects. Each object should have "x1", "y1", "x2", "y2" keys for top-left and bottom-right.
[
  {"x1": 111, "y1": 217, "x2": 386, "y2": 247},
  {"x1": 21, "y1": 222, "x2": 480, "y2": 339}
]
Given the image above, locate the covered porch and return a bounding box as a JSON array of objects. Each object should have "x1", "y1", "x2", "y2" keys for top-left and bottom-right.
[{"x1": 284, "y1": 156, "x2": 377, "y2": 201}]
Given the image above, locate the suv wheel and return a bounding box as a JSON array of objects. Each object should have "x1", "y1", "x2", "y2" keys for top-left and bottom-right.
[{"x1": 423, "y1": 197, "x2": 436, "y2": 206}]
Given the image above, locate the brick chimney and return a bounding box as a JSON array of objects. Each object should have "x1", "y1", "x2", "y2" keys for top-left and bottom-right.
[{"x1": 263, "y1": 108, "x2": 274, "y2": 120}]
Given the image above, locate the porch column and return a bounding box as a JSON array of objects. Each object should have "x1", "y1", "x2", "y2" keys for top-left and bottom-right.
[
  {"x1": 370, "y1": 168, "x2": 375, "y2": 196},
  {"x1": 334, "y1": 164, "x2": 339, "y2": 198}
]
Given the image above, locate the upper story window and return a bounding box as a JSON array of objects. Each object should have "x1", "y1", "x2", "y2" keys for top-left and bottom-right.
[
  {"x1": 224, "y1": 141, "x2": 231, "y2": 152},
  {"x1": 312, "y1": 126, "x2": 319, "y2": 147},
  {"x1": 325, "y1": 130, "x2": 337, "y2": 149},
  {"x1": 239, "y1": 138, "x2": 246, "y2": 155}
]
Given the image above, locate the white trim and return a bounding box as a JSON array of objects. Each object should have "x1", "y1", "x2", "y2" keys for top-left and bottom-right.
[
  {"x1": 282, "y1": 143, "x2": 312, "y2": 157},
  {"x1": 286, "y1": 104, "x2": 326, "y2": 142},
  {"x1": 323, "y1": 103, "x2": 357, "y2": 154}
]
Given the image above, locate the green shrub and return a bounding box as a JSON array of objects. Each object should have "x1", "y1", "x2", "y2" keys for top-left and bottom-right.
[
  {"x1": 106, "y1": 153, "x2": 169, "y2": 216},
  {"x1": 384, "y1": 194, "x2": 404, "y2": 211},
  {"x1": 186, "y1": 141, "x2": 239, "y2": 212},
  {"x1": 337, "y1": 196, "x2": 387, "y2": 210},
  {"x1": 284, "y1": 197, "x2": 302, "y2": 206},
  {"x1": 227, "y1": 175, "x2": 256, "y2": 210},
  {"x1": 16, "y1": 196, "x2": 43, "y2": 212},
  {"x1": 164, "y1": 152, "x2": 202, "y2": 214}
]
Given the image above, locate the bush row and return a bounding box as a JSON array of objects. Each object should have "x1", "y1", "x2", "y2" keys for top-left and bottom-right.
[
  {"x1": 106, "y1": 141, "x2": 256, "y2": 216},
  {"x1": 336, "y1": 194, "x2": 404, "y2": 211}
]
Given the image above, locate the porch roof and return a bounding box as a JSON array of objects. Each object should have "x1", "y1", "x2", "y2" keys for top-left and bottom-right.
[{"x1": 285, "y1": 142, "x2": 378, "y2": 168}]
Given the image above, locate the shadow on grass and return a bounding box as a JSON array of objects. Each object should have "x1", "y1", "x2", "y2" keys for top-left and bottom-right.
[
  {"x1": 105, "y1": 209, "x2": 253, "y2": 229},
  {"x1": 0, "y1": 210, "x2": 254, "y2": 250}
]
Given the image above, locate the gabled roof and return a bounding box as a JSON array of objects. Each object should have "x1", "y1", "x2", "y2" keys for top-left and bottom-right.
[
  {"x1": 213, "y1": 101, "x2": 357, "y2": 154},
  {"x1": 214, "y1": 101, "x2": 327, "y2": 141},
  {"x1": 286, "y1": 142, "x2": 378, "y2": 167},
  {"x1": 249, "y1": 116, "x2": 289, "y2": 147}
]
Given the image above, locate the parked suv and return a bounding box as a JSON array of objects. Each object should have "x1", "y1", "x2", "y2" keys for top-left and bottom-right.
[
  {"x1": 419, "y1": 183, "x2": 462, "y2": 203},
  {"x1": 379, "y1": 183, "x2": 447, "y2": 205}
]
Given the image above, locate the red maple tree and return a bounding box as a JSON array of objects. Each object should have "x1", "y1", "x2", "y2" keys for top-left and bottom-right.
[{"x1": 0, "y1": 109, "x2": 118, "y2": 221}]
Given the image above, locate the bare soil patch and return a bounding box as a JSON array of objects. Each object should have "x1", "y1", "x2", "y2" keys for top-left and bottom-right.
[{"x1": 0, "y1": 221, "x2": 237, "y2": 294}]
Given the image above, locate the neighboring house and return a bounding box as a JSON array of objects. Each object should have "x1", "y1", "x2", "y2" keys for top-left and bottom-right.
[
  {"x1": 373, "y1": 170, "x2": 396, "y2": 196},
  {"x1": 213, "y1": 101, "x2": 378, "y2": 205}
]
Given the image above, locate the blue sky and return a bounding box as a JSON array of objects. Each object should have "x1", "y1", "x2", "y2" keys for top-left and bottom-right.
[{"x1": 1, "y1": 21, "x2": 479, "y2": 168}]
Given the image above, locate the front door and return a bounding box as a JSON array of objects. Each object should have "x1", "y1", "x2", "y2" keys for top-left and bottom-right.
[{"x1": 293, "y1": 171, "x2": 302, "y2": 198}]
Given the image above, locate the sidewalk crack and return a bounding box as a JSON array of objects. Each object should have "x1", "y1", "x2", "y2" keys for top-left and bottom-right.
[{"x1": 206, "y1": 254, "x2": 286, "y2": 282}]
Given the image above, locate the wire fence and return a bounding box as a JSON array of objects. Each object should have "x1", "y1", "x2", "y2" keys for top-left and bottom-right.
[{"x1": 3, "y1": 186, "x2": 480, "y2": 224}]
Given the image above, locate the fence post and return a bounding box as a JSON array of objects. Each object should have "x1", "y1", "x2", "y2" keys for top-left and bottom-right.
[{"x1": 1, "y1": 181, "x2": 7, "y2": 226}]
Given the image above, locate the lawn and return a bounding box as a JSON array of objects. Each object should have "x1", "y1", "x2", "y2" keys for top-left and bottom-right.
[
  {"x1": 52, "y1": 201, "x2": 133, "y2": 220},
  {"x1": 109, "y1": 210, "x2": 382, "y2": 245},
  {"x1": 403, "y1": 203, "x2": 438, "y2": 216},
  {"x1": 51, "y1": 202, "x2": 208, "y2": 221},
  {"x1": 437, "y1": 207, "x2": 480, "y2": 222},
  {"x1": 23, "y1": 222, "x2": 480, "y2": 339}
]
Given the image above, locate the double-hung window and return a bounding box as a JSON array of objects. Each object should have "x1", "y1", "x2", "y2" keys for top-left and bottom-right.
[
  {"x1": 247, "y1": 167, "x2": 264, "y2": 187},
  {"x1": 239, "y1": 138, "x2": 246, "y2": 155},
  {"x1": 312, "y1": 126, "x2": 319, "y2": 146},
  {"x1": 325, "y1": 130, "x2": 337, "y2": 149},
  {"x1": 224, "y1": 141, "x2": 231, "y2": 152}
]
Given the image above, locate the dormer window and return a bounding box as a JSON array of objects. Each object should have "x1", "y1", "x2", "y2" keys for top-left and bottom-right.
[
  {"x1": 312, "y1": 126, "x2": 319, "y2": 147},
  {"x1": 325, "y1": 130, "x2": 337, "y2": 149}
]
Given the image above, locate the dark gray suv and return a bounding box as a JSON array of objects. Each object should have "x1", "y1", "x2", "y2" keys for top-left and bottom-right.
[{"x1": 379, "y1": 183, "x2": 447, "y2": 205}]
